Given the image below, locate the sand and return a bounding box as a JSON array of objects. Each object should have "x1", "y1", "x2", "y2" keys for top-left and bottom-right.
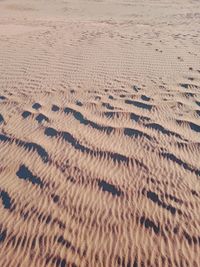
[{"x1": 0, "y1": 0, "x2": 200, "y2": 266}]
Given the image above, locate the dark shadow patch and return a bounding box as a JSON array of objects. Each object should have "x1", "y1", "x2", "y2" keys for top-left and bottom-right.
[
  {"x1": 0, "y1": 96, "x2": 6, "y2": 101},
  {"x1": 57, "y1": 235, "x2": 72, "y2": 249},
  {"x1": 184, "y1": 92, "x2": 195, "y2": 98},
  {"x1": 183, "y1": 231, "x2": 200, "y2": 246},
  {"x1": 22, "y1": 111, "x2": 31, "y2": 119},
  {"x1": 191, "y1": 190, "x2": 199, "y2": 197},
  {"x1": 161, "y1": 152, "x2": 200, "y2": 176},
  {"x1": 173, "y1": 226, "x2": 179, "y2": 235},
  {"x1": 102, "y1": 102, "x2": 114, "y2": 110},
  {"x1": 104, "y1": 111, "x2": 120, "y2": 119},
  {"x1": 20, "y1": 209, "x2": 29, "y2": 221},
  {"x1": 66, "y1": 176, "x2": 76, "y2": 183},
  {"x1": 0, "y1": 190, "x2": 12, "y2": 209},
  {"x1": 16, "y1": 165, "x2": 43, "y2": 187},
  {"x1": 108, "y1": 95, "x2": 114, "y2": 100},
  {"x1": 52, "y1": 105, "x2": 60, "y2": 112},
  {"x1": 179, "y1": 83, "x2": 199, "y2": 89},
  {"x1": 44, "y1": 127, "x2": 58, "y2": 137},
  {"x1": 189, "y1": 122, "x2": 200, "y2": 133},
  {"x1": 140, "y1": 216, "x2": 160, "y2": 234},
  {"x1": 146, "y1": 190, "x2": 176, "y2": 215},
  {"x1": 51, "y1": 218, "x2": 65, "y2": 230},
  {"x1": 124, "y1": 128, "x2": 152, "y2": 141},
  {"x1": 125, "y1": 99, "x2": 153, "y2": 110},
  {"x1": 51, "y1": 194, "x2": 60, "y2": 203},
  {"x1": 141, "y1": 95, "x2": 150, "y2": 101},
  {"x1": 130, "y1": 113, "x2": 140, "y2": 122},
  {"x1": 0, "y1": 114, "x2": 4, "y2": 124},
  {"x1": 76, "y1": 101, "x2": 83, "y2": 106},
  {"x1": 61, "y1": 131, "x2": 83, "y2": 150},
  {"x1": 130, "y1": 113, "x2": 150, "y2": 122},
  {"x1": 64, "y1": 107, "x2": 113, "y2": 134},
  {"x1": 35, "y1": 114, "x2": 49, "y2": 123},
  {"x1": 0, "y1": 229, "x2": 7, "y2": 243},
  {"x1": 165, "y1": 193, "x2": 183, "y2": 204},
  {"x1": 133, "y1": 258, "x2": 138, "y2": 267},
  {"x1": 188, "y1": 77, "x2": 194, "y2": 81},
  {"x1": 95, "y1": 96, "x2": 101, "y2": 101},
  {"x1": 119, "y1": 94, "x2": 126, "y2": 98},
  {"x1": 46, "y1": 215, "x2": 52, "y2": 225},
  {"x1": 52, "y1": 256, "x2": 67, "y2": 267},
  {"x1": 18, "y1": 141, "x2": 50, "y2": 164},
  {"x1": 146, "y1": 123, "x2": 184, "y2": 139},
  {"x1": 6, "y1": 233, "x2": 18, "y2": 249},
  {"x1": 196, "y1": 101, "x2": 200, "y2": 107},
  {"x1": 183, "y1": 231, "x2": 192, "y2": 245},
  {"x1": 177, "y1": 119, "x2": 200, "y2": 133},
  {"x1": 61, "y1": 259, "x2": 67, "y2": 267},
  {"x1": 179, "y1": 83, "x2": 190, "y2": 89},
  {"x1": 32, "y1": 103, "x2": 41, "y2": 110},
  {"x1": 0, "y1": 134, "x2": 11, "y2": 142},
  {"x1": 133, "y1": 85, "x2": 141, "y2": 92},
  {"x1": 109, "y1": 152, "x2": 130, "y2": 164},
  {"x1": 192, "y1": 236, "x2": 200, "y2": 246},
  {"x1": 47, "y1": 253, "x2": 77, "y2": 267},
  {"x1": 98, "y1": 180, "x2": 122, "y2": 197},
  {"x1": 117, "y1": 256, "x2": 136, "y2": 267}
]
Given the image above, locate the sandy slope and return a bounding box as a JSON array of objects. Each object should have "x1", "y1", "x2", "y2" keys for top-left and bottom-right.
[{"x1": 0, "y1": 0, "x2": 200, "y2": 266}]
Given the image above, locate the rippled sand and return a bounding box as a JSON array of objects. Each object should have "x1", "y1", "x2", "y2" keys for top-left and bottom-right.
[{"x1": 0, "y1": 0, "x2": 200, "y2": 266}]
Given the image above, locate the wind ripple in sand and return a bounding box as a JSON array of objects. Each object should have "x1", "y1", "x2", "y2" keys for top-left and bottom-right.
[
  {"x1": 16, "y1": 165, "x2": 44, "y2": 187},
  {"x1": 0, "y1": 190, "x2": 12, "y2": 210},
  {"x1": 44, "y1": 126, "x2": 147, "y2": 168},
  {"x1": 0, "y1": 133, "x2": 50, "y2": 164},
  {"x1": 64, "y1": 107, "x2": 114, "y2": 134},
  {"x1": 0, "y1": 0, "x2": 200, "y2": 266}
]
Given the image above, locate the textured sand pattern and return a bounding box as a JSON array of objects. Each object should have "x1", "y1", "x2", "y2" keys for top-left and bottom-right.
[{"x1": 0, "y1": 0, "x2": 200, "y2": 266}]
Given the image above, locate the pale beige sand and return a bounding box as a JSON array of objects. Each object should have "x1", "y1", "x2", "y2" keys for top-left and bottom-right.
[{"x1": 0, "y1": 0, "x2": 200, "y2": 266}]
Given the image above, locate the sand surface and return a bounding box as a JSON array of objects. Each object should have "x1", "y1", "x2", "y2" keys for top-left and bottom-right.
[{"x1": 0, "y1": 0, "x2": 200, "y2": 266}]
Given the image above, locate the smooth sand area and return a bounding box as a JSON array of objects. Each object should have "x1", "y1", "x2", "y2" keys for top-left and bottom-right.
[{"x1": 0, "y1": 0, "x2": 200, "y2": 266}]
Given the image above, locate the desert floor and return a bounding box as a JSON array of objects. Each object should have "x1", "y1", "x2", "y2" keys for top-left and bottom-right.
[{"x1": 0, "y1": 0, "x2": 200, "y2": 266}]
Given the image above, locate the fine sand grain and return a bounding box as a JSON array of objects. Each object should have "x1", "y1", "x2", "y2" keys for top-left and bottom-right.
[{"x1": 0, "y1": 0, "x2": 200, "y2": 266}]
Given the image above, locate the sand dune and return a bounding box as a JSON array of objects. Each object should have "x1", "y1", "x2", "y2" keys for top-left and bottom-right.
[{"x1": 0, "y1": 0, "x2": 200, "y2": 266}]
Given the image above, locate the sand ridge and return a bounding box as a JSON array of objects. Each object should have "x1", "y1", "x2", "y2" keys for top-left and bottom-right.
[{"x1": 0, "y1": 0, "x2": 200, "y2": 266}]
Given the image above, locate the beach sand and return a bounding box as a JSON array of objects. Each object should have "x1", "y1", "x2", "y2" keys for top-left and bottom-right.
[{"x1": 0, "y1": 0, "x2": 200, "y2": 266}]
